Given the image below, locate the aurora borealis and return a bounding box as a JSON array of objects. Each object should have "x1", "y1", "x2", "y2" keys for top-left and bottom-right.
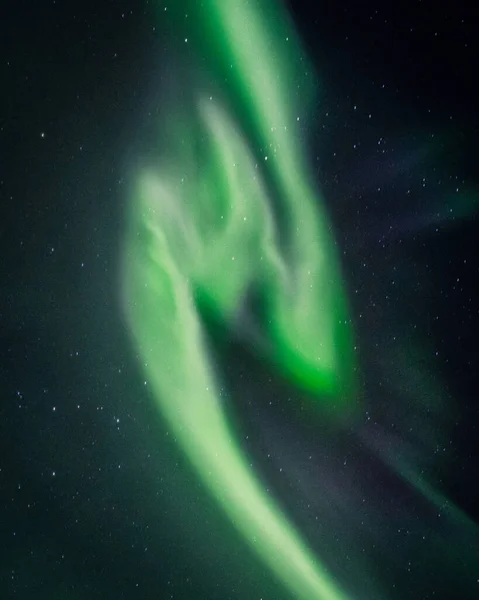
[
  {"x1": 2, "y1": 1, "x2": 478, "y2": 599},
  {"x1": 122, "y1": 2, "x2": 355, "y2": 598},
  {"x1": 122, "y1": 1, "x2": 477, "y2": 599}
]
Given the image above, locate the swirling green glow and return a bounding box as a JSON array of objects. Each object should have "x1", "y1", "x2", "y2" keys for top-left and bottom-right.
[{"x1": 122, "y1": 1, "x2": 355, "y2": 598}]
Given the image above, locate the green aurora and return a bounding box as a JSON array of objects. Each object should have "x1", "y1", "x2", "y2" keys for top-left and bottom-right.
[
  {"x1": 122, "y1": 1, "x2": 356, "y2": 598},
  {"x1": 120, "y1": 1, "x2": 479, "y2": 598}
]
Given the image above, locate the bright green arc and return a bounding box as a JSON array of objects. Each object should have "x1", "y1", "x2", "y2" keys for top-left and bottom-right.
[{"x1": 122, "y1": 1, "x2": 356, "y2": 599}]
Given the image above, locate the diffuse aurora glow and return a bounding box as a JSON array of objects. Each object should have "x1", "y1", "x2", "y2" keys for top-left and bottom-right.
[{"x1": 123, "y1": 0, "x2": 354, "y2": 598}]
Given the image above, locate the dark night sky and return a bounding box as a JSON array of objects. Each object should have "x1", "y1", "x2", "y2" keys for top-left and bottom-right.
[{"x1": 1, "y1": 2, "x2": 478, "y2": 599}]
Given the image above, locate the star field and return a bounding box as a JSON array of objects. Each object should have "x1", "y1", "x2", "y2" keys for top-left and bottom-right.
[{"x1": 0, "y1": 2, "x2": 478, "y2": 599}]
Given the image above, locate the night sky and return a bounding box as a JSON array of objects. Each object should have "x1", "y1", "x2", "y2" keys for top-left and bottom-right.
[{"x1": 1, "y1": 1, "x2": 478, "y2": 600}]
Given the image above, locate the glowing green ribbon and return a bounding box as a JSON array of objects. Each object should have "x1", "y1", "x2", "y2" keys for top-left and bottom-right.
[{"x1": 122, "y1": 1, "x2": 355, "y2": 598}]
